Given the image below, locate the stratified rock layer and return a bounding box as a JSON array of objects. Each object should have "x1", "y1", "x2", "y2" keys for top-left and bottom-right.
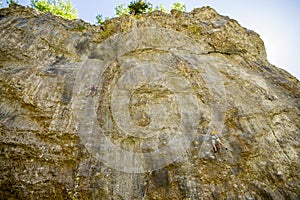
[{"x1": 0, "y1": 4, "x2": 299, "y2": 200}]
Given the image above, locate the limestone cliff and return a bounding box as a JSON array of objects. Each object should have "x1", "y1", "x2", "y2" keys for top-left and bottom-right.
[{"x1": 1, "y1": 4, "x2": 299, "y2": 200}]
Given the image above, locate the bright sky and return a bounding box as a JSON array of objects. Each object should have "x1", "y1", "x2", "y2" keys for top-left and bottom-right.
[{"x1": 11, "y1": 0, "x2": 300, "y2": 79}]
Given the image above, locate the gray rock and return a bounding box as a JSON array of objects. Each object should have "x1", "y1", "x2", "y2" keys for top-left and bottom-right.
[{"x1": 0, "y1": 4, "x2": 299, "y2": 200}]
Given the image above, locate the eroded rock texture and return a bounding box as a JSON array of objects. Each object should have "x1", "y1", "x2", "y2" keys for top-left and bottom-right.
[{"x1": 1, "y1": 4, "x2": 299, "y2": 200}]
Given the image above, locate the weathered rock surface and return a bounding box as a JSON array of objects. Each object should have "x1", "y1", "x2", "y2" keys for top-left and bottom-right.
[{"x1": 0, "y1": 4, "x2": 299, "y2": 200}]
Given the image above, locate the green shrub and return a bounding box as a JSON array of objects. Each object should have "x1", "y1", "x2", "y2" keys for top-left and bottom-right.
[{"x1": 30, "y1": 0, "x2": 78, "y2": 20}]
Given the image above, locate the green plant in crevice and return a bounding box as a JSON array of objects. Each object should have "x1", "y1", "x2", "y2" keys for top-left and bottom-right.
[{"x1": 70, "y1": 24, "x2": 85, "y2": 31}]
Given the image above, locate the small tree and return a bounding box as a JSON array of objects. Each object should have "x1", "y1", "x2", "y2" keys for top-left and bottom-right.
[
  {"x1": 30, "y1": 0, "x2": 78, "y2": 20},
  {"x1": 115, "y1": 3, "x2": 130, "y2": 17},
  {"x1": 127, "y1": 0, "x2": 152, "y2": 15},
  {"x1": 115, "y1": 0, "x2": 152, "y2": 16},
  {"x1": 171, "y1": 2, "x2": 186, "y2": 12}
]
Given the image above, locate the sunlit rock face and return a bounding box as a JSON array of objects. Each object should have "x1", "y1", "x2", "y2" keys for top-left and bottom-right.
[{"x1": 1, "y1": 4, "x2": 299, "y2": 200}]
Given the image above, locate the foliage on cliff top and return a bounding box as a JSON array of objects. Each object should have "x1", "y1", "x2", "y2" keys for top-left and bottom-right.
[
  {"x1": 97, "y1": 1, "x2": 186, "y2": 25},
  {"x1": 30, "y1": 0, "x2": 77, "y2": 20},
  {"x1": 115, "y1": 0, "x2": 186, "y2": 17}
]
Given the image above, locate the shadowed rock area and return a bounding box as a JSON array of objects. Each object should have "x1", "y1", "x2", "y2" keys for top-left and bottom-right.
[{"x1": 0, "y1": 3, "x2": 299, "y2": 200}]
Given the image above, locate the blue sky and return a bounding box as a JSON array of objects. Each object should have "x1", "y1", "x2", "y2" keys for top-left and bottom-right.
[{"x1": 9, "y1": 0, "x2": 300, "y2": 79}]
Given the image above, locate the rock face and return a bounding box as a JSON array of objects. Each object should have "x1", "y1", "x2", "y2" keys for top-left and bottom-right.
[{"x1": 1, "y1": 4, "x2": 300, "y2": 200}]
